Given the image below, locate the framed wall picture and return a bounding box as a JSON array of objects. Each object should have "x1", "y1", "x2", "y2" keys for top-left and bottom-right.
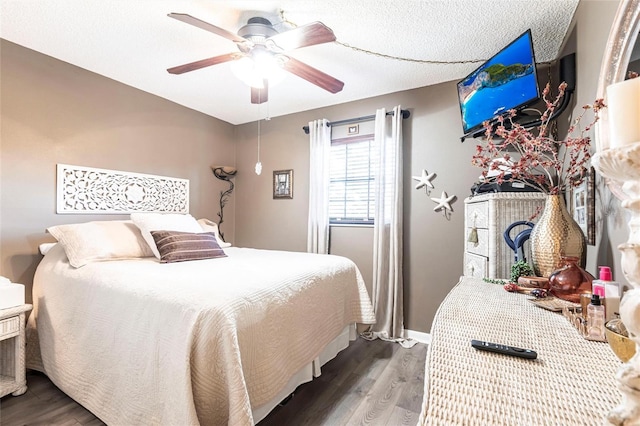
[
  {"x1": 273, "y1": 169, "x2": 293, "y2": 199},
  {"x1": 570, "y1": 166, "x2": 596, "y2": 245}
]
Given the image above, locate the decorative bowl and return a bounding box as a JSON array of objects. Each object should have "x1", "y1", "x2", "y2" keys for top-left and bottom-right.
[{"x1": 605, "y1": 319, "x2": 636, "y2": 363}]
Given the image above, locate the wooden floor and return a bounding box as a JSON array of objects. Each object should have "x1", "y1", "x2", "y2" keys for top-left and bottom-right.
[{"x1": 0, "y1": 338, "x2": 427, "y2": 426}]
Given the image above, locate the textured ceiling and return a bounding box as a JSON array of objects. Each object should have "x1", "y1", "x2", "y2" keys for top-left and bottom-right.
[{"x1": 0, "y1": 0, "x2": 579, "y2": 125}]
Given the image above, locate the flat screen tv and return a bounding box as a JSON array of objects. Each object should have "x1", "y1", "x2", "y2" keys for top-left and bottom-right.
[{"x1": 457, "y1": 29, "x2": 540, "y2": 136}]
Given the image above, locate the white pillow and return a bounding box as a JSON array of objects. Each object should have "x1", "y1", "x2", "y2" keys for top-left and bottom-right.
[
  {"x1": 39, "y1": 242, "x2": 58, "y2": 255},
  {"x1": 197, "y1": 218, "x2": 232, "y2": 248},
  {"x1": 47, "y1": 220, "x2": 154, "y2": 268},
  {"x1": 130, "y1": 213, "x2": 203, "y2": 259}
]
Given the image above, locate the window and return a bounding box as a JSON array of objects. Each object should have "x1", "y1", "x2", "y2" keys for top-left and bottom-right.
[{"x1": 329, "y1": 135, "x2": 377, "y2": 224}]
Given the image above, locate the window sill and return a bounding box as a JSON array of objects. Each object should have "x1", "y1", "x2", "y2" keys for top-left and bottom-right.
[{"x1": 330, "y1": 223, "x2": 374, "y2": 228}]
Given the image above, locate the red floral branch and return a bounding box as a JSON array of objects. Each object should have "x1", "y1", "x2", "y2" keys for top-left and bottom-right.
[{"x1": 471, "y1": 82, "x2": 605, "y2": 195}]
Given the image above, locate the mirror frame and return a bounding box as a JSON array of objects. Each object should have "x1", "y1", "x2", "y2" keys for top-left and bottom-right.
[{"x1": 595, "y1": 0, "x2": 640, "y2": 199}]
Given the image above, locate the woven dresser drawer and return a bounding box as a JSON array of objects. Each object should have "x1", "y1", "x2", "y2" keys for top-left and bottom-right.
[
  {"x1": 466, "y1": 201, "x2": 489, "y2": 229},
  {"x1": 465, "y1": 228, "x2": 489, "y2": 256},
  {"x1": 0, "y1": 316, "x2": 19, "y2": 339},
  {"x1": 464, "y1": 193, "x2": 547, "y2": 278},
  {"x1": 464, "y1": 253, "x2": 488, "y2": 278}
]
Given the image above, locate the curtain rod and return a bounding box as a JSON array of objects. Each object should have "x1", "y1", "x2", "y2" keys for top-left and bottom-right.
[{"x1": 302, "y1": 109, "x2": 410, "y2": 134}]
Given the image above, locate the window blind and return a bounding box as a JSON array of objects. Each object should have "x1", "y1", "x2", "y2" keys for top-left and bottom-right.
[{"x1": 329, "y1": 137, "x2": 377, "y2": 224}]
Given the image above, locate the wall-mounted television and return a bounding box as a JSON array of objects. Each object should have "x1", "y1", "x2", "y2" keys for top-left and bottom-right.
[{"x1": 457, "y1": 29, "x2": 540, "y2": 136}]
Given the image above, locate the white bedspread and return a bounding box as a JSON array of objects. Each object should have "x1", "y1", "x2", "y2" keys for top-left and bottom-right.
[{"x1": 27, "y1": 245, "x2": 375, "y2": 425}]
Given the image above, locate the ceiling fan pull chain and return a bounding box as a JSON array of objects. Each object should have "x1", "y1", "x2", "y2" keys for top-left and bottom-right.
[{"x1": 255, "y1": 108, "x2": 262, "y2": 175}]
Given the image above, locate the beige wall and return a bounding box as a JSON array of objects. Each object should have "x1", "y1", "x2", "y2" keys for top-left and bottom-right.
[{"x1": 1, "y1": 40, "x2": 236, "y2": 300}]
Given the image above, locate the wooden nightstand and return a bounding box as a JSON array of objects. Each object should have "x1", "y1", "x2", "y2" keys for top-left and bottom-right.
[{"x1": 0, "y1": 304, "x2": 33, "y2": 398}]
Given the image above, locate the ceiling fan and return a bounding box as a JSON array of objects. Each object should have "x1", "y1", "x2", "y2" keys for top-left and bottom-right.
[{"x1": 167, "y1": 13, "x2": 345, "y2": 104}]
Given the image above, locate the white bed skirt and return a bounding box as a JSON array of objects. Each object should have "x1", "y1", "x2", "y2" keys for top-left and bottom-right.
[
  {"x1": 252, "y1": 323, "x2": 356, "y2": 423},
  {"x1": 28, "y1": 322, "x2": 356, "y2": 424}
]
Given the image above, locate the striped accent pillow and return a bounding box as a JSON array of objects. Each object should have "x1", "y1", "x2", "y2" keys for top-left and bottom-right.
[{"x1": 150, "y1": 231, "x2": 227, "y2": 263}]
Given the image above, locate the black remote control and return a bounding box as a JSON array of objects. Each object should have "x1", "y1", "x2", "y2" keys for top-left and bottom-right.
[{"x1": 471, "y1": 339, "x2": 537, "y2": 359}]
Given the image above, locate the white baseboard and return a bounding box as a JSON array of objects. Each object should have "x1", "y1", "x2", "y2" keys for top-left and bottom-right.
[{"x1": 404, "y1": 329, "x2": 431, "y2": 345}]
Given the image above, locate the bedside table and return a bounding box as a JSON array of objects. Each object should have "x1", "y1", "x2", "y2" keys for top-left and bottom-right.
[{"x1": 0, "y1": 304, "x2": 33, "y2": 398}]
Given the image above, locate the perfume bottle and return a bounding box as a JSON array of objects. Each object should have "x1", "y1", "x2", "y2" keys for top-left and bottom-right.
[{"x1": 587, "y1": 294, "x2": 606, "y2": 341}]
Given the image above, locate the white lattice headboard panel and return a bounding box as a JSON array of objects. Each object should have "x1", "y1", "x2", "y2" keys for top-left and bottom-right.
[{"x1": 56, "y1": 164, "x2": 189, "y2": 214}]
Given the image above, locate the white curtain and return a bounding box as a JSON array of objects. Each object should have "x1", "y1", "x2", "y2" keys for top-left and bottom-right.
[
  {"x1": 307, "y1": 119, "x2": 331, "y2": 254},
  {"x1": 363, "y1": 106, "x2": 415, "y2": 348}
]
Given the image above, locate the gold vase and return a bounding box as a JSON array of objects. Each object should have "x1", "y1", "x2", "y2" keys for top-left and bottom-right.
[{"x1": 530, "y1": 195, "x2": 586, "y2": 277}]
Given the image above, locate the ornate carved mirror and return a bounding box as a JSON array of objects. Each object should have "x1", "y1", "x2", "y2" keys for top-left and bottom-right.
[
  {"x1": 593, "y1": 1, "x2": 640, "y2": 423},
  {"x1": 595, "y1": 0, "x2": 640, "y2": 199}
]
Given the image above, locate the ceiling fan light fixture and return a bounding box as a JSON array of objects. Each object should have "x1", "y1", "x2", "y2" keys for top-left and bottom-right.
[
  {"x1": 167, "y1": 13, "x2": 344, "y2": 103},
  {"x1": 230, "y1": 49, "x2": 286, "y2": 89},
  {"x1": 230, "y1": 57, "x2": 263, "y2": 88}
]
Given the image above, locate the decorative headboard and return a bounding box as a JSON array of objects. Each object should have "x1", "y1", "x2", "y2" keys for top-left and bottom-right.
[{"x1": 56, "y1": 164, "x2": 189, "y2": 214}]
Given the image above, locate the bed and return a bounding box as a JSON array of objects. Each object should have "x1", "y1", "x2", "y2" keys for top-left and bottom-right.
[{"x1": 25, "y1": 216, "x2": 375, "y2": 425}]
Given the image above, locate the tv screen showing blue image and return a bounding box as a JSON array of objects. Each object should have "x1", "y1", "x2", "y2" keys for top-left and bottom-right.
[{"x1": 457, "y1": 29, "x2": 540, "y2": 135}]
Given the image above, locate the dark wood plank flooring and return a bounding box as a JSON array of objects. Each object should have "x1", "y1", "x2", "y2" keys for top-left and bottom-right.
[{"x1": 0, "y1": 338, "x2": 427, "y2": 425}]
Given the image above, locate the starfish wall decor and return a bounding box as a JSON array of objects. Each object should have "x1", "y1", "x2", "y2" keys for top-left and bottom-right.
[
  {"x1": 430, "y1": 191, "x2": 457, "y2": 218},
  {"x1": 412, "y1": 169, "x2": 436, "y2": 193},
  {"x1": 412, "y1": 168, "x2": 457, "y2": 217},
  {"x1": 430, "y1": 191, "x2": 455, "y2": 212}
]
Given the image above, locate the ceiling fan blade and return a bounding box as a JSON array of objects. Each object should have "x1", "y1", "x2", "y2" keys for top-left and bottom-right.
[
  {"x1": 267, "y1": 22, "x2": 336, "y2": 51},
  {"x1": 167, "y1": 53, "x2": 239, "y2": 74},
  {"x1": 251, "y1": 80, "x2": 269, "y2": 104},
  {"x1": 282, "y1": 57, "x2": 344, "y2": 94},
  {"x1": 168, "y1": 13, "x2": 246, "y2": 44}
]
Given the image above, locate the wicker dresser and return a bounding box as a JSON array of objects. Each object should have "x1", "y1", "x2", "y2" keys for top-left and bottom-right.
[
  {"x1": 463, "y1": 192, "x2": 547, "y2": 279},
  {"x1": 418, "y1": 277, "x2": 621, "y2": 425}
]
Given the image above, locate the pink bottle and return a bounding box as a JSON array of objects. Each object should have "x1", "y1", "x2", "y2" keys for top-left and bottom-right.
[
  {"x1": 591, "y1": 267, "x2": 607, "y2": 298},
  {"x1": 592, "y1": 266, "x2": 620, "y2": 322}
]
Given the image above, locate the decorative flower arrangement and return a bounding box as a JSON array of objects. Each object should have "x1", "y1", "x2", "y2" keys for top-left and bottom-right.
[{"x1": 471, "y1": 82, "x2": 606, "y2": 195}]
